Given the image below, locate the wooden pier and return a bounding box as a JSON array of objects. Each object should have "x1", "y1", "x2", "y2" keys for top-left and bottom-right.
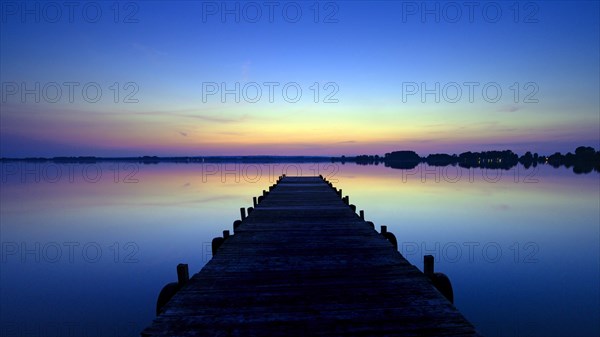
[{"x1": 142, "y1": 176, "x2": 480, "y2": 336}]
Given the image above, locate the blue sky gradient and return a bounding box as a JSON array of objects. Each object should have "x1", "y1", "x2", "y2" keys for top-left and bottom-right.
[{"x1": 1, "y1": 1, "x2": 599, "y2": 156}]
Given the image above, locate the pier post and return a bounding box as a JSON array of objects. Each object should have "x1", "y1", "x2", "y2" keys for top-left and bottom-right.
[
  {"x1": 253, "y1": 197, "x2": 257, "y2": 207},
  {"x1": 349, "y1": 204, "x2": 356, "y2": 212},
  {"x1": 247, "y1": 207, "x2": 254, "y2": 215},
  {"x1": 212, "y1": 237, "x2": 224, "y2": 255},
  {"x1": 423, "y1": 255, "x2": 454, "y2": 303},
  {"x1": 359, "y1": 210, "x2": 365, "y2": 219},
  {"x1": 424, "y1": 255, "x2": 434, "y2": 277},
  {"x1": 233, "y1": 220, "x2": 242, "y2": 232},
  {"x1": 177, "y1": 264, "x2": 189, "y2": 286},
  {"x1": 240, "y1": 207, "x2": 246, "y2": 220},
  {"x1": 223, "y1": 230, "x2": 230, "y2": 239},
  {"x1": 381, "y1": 226, "x2": 398, "y2": 250}
]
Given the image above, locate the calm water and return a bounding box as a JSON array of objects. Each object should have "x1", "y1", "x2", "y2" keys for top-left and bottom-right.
[{"x1": 1, "y1": 162, "x2": 598, "y2": 337}]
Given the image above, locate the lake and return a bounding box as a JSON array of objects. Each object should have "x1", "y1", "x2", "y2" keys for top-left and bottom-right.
[{"x1": 1, "y1": 162, "x2": 598, "y2": 337}]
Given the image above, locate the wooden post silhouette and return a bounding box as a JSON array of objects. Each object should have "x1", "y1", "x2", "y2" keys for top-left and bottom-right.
[
  {"x1": 381, "y1": 225, "x2": 398, "y2": 250},
  {"x1": 423, "y1": 255, "x2": 453, "y2": 303},
  {"x1": 424, "y1": 255, "x2": 434, "y2": 277},
  {"x1": 233, "y1": 220, "x2": 242, "y2": 232},
  {"x1": 177, "y1": 264, "x2": 189, "y2": 287}
]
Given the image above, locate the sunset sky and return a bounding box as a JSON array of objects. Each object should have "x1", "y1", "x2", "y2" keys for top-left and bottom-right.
[{"x1": 1, "y1": 1, "x2": 599, "y2": 157}]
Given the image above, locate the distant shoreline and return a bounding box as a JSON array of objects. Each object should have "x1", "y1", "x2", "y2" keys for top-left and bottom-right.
[
  {"x1": 0, "y1": 155, "x2": 333, "y2": 163},
  {"x1": 1, "y1": 146, "x2": 598, "y2": 173}
]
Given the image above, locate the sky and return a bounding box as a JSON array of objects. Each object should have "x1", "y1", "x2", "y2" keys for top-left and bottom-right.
[{"x1": 1, "y1": 0, "x2": 599, "y2": 157}]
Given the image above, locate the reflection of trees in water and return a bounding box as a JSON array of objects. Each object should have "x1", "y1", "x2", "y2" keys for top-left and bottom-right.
[
  {"x1": 384, "y1": 151, "x2": 421, "y2": 169},
  {"x1": 547, "y1": 146, "x2": 600, "y2": 174},
  {"x1": 333, "y1": 146, "x2": 600, "y2": 174}
]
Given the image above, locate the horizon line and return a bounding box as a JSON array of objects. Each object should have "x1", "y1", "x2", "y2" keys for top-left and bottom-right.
[{"x1": 1, "y1": 146, "x2": 598, "y2": 161}]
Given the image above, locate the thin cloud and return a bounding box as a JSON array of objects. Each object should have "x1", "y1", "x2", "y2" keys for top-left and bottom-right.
[
  {"x1": 497, "y1": 105, "x2": 521, "y2": 113},
  {"x1": 3, "y1": 104, "x2": 251, "y2": 124},
  {"x1": 132, "y1": 110, "x2": 250, "y2": 124},
  {"x1": 492, "y1": 204, "x2": 510, "y2": 211},
  {"x1": 132, "y1": 43, "x2": 167, "y2": 60},
  {"x1": 218, "y1": 131, "x2": 246, "y2": 136},
  {"x1": 241, "y1": 60, "x2": 251, "y2": 81}
]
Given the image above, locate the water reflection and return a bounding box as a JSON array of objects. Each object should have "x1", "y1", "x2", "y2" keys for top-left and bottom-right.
[
  {"x1": 334, "y1": 147, "x2": 600, "y2": 174},
  {"x1": 0, "y1": 162, "x2": 598, "y2": 336}
]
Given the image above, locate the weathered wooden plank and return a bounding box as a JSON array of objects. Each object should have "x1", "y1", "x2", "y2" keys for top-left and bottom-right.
[{"x1": 142, "y1": 176, "x2": 480, "y2": 336}]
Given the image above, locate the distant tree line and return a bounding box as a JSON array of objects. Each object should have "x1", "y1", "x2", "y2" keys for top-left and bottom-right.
[
  {"x1": 2, "y1": 147, "x2": 599, "y2": 174},
  {"x1": 331, "y1": 146, "x2": 600, "y2": 174},
  {"x1": 0, "y1": 155, "x2": 334, "y2": 165}
]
